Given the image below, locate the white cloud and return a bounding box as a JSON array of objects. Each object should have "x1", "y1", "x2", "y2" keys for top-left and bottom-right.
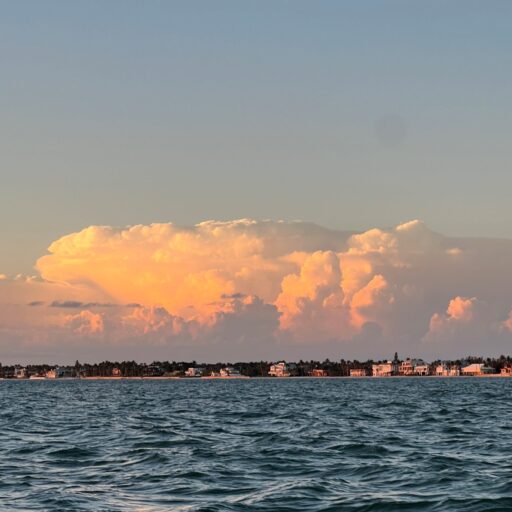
[{"x1": 1, "y1": 219, "x2": 512, "y2": 361}]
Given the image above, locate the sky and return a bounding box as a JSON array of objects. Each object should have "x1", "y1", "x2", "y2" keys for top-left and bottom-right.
[{"x1": 1, "y1": 1, "x2": 512, "y2": 362}]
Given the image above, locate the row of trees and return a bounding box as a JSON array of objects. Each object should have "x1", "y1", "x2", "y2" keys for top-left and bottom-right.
[{"x1": 1, "y1": 354, "x2": 512, "y2": 378}]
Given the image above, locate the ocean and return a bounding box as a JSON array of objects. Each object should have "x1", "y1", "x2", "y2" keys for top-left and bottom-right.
[{"x1": 1, "y1": 377, "x2": 511, "y2": 511}]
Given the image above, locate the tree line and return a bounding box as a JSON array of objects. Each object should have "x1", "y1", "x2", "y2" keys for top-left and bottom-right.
[{"x1": 1, "y1": 354, "x2": 511, "y2": 378}]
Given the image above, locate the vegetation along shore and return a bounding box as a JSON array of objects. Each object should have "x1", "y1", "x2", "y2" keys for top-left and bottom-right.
[{"x1": 3, "y1": 353, "x2": 512, "y2": 379}]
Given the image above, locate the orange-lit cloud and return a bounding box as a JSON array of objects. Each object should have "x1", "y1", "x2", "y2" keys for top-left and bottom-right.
[
  {"x1": 426, "y1": 296, "x2": 479, "y2": 336},
  {"x1": 36, "y1": 221, "x2": 305, "y2": 320},
  {"x1": 423, "y1": 296, "x2": 506, "y2": 351},
  {"x1": 62, "y1": 310, "x2": 104, "y2": 335},
  {"x1": 2, "y1": 219, "x2": 512, "y2": 361}
]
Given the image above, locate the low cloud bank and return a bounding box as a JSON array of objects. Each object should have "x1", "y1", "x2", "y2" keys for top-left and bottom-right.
[{"x1": 1, "y1": 219, "x2": 512, "y2": 361}]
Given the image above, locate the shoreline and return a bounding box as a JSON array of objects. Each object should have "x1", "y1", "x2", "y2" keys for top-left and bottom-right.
[{"x1": 1, "y1": 374, "x2": 512, "y2": 381}]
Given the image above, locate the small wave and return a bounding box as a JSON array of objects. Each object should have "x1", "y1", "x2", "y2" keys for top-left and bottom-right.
[{"x1": 0, "y1": 378, "x2": 511, "y2": 511}]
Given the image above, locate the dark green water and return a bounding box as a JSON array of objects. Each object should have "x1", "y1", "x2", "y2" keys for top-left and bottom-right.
[{"x1": 1, "y1": 378, "x2": 511, "y2": 511}]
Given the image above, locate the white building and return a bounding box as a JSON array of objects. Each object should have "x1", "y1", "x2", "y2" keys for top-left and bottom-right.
[
  {"x1": 350, "y1": 369, "x2": 368, "y2": 377},
  {"x1": 435, "y1": 364, "x2": 447, "y2": 376},
  {"x1": 185, "y1": 367, "x2": 203, "y2": 377},
  {"x1": 461, "y1": 363, "x2": 494, "y2": 376},
  {"x1": 414, "y1": 363, "x2": 430, "y2": 376},
  {"x1": 372, "y1": 361, "x2": 398, "y2": 377},
  {"x1": 435, "y1": 364, "x2": 460, "y2": 376},
  {"x1": 14, "y1": 367, "x2": 27, "y2": 379},
  {"x1": 399, "y1": 359, "x2": 415, "y2": 375},
  {"x1": 269, "y1": 362, "x2": 293, "y2": 377},
  {"x1": 398, "y1": 359, "x2": 431, "y2": 376},
  {"x1": 220, "y1": 367, "x2": 242, "y2": 377}
]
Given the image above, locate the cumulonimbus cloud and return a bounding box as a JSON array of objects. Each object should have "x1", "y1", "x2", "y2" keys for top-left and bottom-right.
[{"x1": 2, "y1": 218, "x2": 512, "y2": 361}]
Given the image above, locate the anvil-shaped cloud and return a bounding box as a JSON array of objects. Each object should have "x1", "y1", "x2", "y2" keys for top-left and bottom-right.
[{"x1": 2, "y1": 219, "x2": 512, "y2": 362}]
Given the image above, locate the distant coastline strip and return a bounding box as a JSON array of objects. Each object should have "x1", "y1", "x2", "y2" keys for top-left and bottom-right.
[{"x1": 2, "y1": 356, "x2": 511, "y2": 379}]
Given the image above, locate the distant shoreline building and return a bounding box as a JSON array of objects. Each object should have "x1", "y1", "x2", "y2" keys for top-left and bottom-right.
[
  {"x1": 219, "y1": 367, "x2": 241, "y2": 377},
  {"x1": 435, "y1": 363, "x2": 461, "y2": 376},
  {"x1": 414, "y1": 363, "x2": 430, "y2": 376},
  {"x1": 14, "y1": 366, "x2": 27, "y2": 379},
  {"x1": 46, "y1": 367, "x2": 74, "y2": 379},
  {"x1": 399, "y1": 358, "x2": 430, "y2": 376},
  {"x1": 461, "y1": 363, "x2": 494, "y2": 376},
  {"x1": 269, "y1": 361, "x2": 297, "y2": 377},
  {"x1": 399, "y1": 358, "x2": 415, "y2": 376},
  {"x1": 185, "y1": 367, "x2": 204, "y2": 377},
  {"x1": 309, "y1": 368, "x2": 328, "y2": 377},
  {"x1": 372, "y1": 361, "x2": 398, "y2": 377},
  {"x1": 350, "y1": 368, "x2": 368, "y2": 377},
  {"x1": 208, "y1": 367, "x2": 244, "y2": 378}
]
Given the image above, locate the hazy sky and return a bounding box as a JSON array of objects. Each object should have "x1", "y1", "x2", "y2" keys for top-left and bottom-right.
[
  {"x1": 1, "y1": 0, "x2": 511, "y2": 275},
  {"x1": 2, "y1": 2, "x2": 512, "y2": 362}
]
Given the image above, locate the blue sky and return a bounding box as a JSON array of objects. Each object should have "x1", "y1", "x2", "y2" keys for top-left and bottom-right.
[{"x1": 1, "y1": 0, "x2": 511, "y2": 275}]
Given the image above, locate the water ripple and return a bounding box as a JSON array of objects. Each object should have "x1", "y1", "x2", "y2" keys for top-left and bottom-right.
[{"x1": 0, "y1": 378, "x2": 511, "y2": 510}]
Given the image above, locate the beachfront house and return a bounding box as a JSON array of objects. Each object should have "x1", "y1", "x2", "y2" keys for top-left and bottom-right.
[
  {"x1": 399, "y1": 358, "x2": 415, "y2": 375},
  {"x1": 372, "y1": 361, "x2": 398, "y2": 377},
  {"x1": 435, "y1": 364, "x2": 461, "y2": 376},
  {"x1": 45, "y1": 366, "x2": 75, "y2": 379},
  {"x1": 461, "y1": 363, "x2": 494, "y2": 376},
  {"x1": 399, "y1": 359, "x2": 430, "y2": 376},
  {"x1": 500, "y1": 366, "x2": 512, "y2": 376},
  {"x1": 220, "y1": 367, "x2": 242, "y2": 377},
  {"x1": 414, "y1": 363, "x2": 430, "y2": 376},
  {"x1": 310, "y1": 368, "x2": 328, "y2": 377},
  {"x1": 350, "y1": 368, "x2": 368, "y2": 377},
  {"x1": 185, "y1": 367, "x2": 204, "y2": 377},
  {"x1": 269, "y1": 361, "x2": 294, "y2": 377},
  {"x1": 435, "y1": 364, "x2": 448, "y2": 376},
  {"x1": 14, "y1": 366, "x2": 27, "y2": 379}
]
